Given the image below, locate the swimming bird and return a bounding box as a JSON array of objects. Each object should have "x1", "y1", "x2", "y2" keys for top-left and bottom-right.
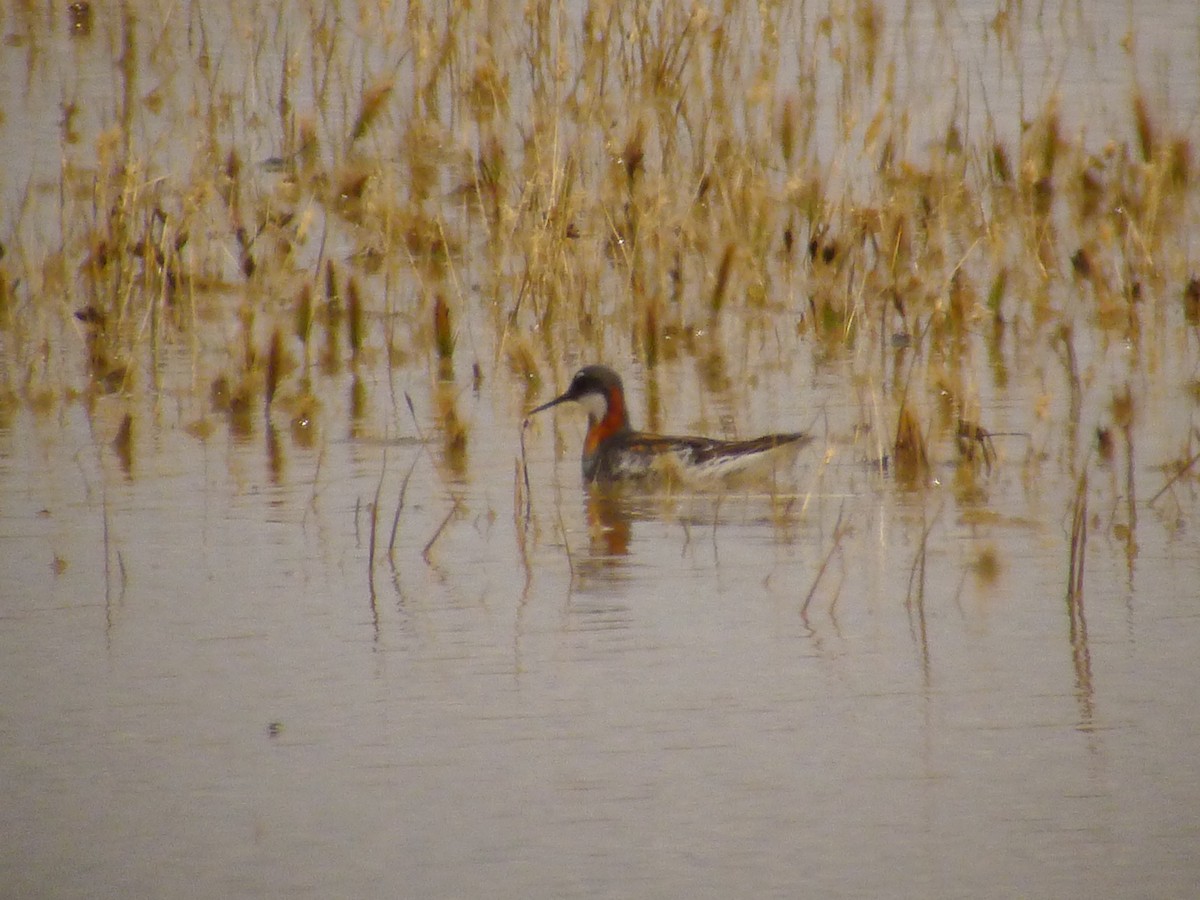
[{"x1": 527, "y1": 365, "x2": 812, "y2": 486}]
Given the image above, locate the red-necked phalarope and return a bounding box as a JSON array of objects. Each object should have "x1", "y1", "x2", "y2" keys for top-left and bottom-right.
[{"x1": 527, "y1": 365, "x2": 812, "y2": 485}]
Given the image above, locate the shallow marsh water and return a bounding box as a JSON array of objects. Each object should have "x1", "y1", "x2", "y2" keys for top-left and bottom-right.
[{"x1": 2, "y1": 2, "x2": 1200, "y2": 898}]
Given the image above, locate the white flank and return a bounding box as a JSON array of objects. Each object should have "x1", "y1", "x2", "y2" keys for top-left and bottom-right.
[{"x1": 646, "y1": 440, "x2": 807, "y2": 489}]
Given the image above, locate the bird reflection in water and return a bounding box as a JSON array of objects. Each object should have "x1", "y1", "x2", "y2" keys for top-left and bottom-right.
[{"x1": 584, "y1": 486, "x2": 633, "y2": 559}]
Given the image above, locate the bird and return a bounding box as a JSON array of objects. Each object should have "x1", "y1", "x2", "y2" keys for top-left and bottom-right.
[{"x1": 526, "y1": 364, "x2": 812, "y2": 486}]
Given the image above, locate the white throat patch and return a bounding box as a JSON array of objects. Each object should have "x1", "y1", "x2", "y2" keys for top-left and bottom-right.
[{"x1": 577, "y1": 390, "x2": 609, "y2": 422}]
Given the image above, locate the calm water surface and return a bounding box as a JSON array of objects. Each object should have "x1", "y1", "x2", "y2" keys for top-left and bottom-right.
[
  {"x1": 4, "y1": 370, "x2": 1199, "y2": 897},
  {"x1": 2, "y1": 2, "x2": 1200, "y2": 898}
]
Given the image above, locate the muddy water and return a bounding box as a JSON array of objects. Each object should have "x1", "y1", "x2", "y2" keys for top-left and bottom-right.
[
  {"x1": 5, "y1": 365, "x2": 1199, "y2": 898},
  {"x1": 3, "y1": 2, "x2": 1200, "y2": 898}
]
